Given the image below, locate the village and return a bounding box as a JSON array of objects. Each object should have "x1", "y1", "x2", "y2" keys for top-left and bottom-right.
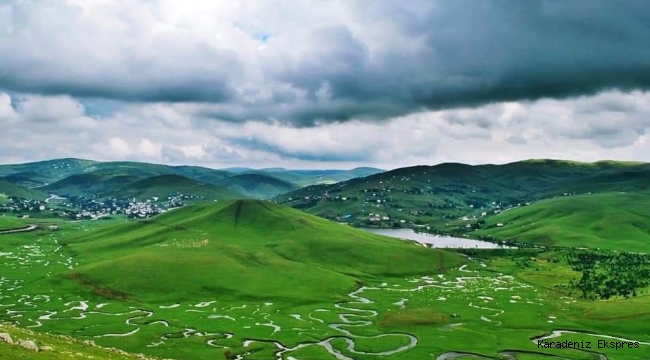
[{"x1": 0, "y1": 192, "x2": 197, "y2": 220}]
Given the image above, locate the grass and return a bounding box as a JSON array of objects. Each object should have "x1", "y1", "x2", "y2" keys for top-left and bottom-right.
[
  {"x1": 61, "y1": 200, "x2": 462, "y2": 304},
  {"x1": 216, "y1": 173, "x2": 299, "y2": 199},
  {"x1": 477, "y1": 192, "x2": 650, "y2": 252},
  {"x1": 0, "y1": 180, "x2": 46, "y2": 200},
  {"x1": 0, "y1": 216, "x2": 29, "y2": 231},
  {"x1": 0, "y1": 201, "x2": 649, "y2": 360},
  {"x1": 0, "y1": 323, "x2": 164, "y2": 360}
]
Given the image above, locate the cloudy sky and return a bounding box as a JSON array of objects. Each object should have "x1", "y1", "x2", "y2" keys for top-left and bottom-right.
[{"x1": 1, "y1": 0, "x2": 650, "y2": 170}]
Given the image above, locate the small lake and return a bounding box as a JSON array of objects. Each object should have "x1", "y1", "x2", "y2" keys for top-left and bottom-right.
[{"x1": 362, "y1": 228, "x2": 510, "y2": 249}]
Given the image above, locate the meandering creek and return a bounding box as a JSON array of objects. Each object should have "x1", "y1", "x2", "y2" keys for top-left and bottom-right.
[{"x1": 1, "y1": 230, "x2": 648, "y2": 360}]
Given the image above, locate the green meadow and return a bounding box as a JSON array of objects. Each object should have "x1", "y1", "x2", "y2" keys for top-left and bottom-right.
[
  {"x1": 477, "y1": 192, "x2": 650, "y2": 252},
  {"x1": 1, "y1": 200, "x2": 649, "y2": 359}
]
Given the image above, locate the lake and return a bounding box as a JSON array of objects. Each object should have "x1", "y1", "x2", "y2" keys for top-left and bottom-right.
[{"x1": 362, "y1": 228, "x2": 510, "y2": 249}]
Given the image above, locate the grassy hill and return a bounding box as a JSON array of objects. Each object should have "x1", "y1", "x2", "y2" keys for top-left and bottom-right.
[
  {"x1": 276, "y1": 159, "x2": 650, "y2": 230},
  {"x1": 1, "y1": 159, "x2": 381, "y2": 197},
  {"x1": 61, "y1": 200, "x2": 462, "y2": 304},
  {"x1": 216, "y1": 173, "x2": 300, "y2": 199},
  {"x1": 261, "y1": 167, "x2": 385, "y2": 186},
  {"x1": 42, "y1": 173, "x2": 141, "y2": 197},
  {"x1": 1, "y1": 171, "x2": 52, "y2": 188},
  {"x1": 118, "y1": 174, "x2": 244, "y2": 201},
  {"x1": 0, "y1": 179, "x2": 46, "y2": 200},
  {"x1": 0, "y1": 158, "x2": 97, "y2": 185},
  {"x1": 0, "y1": 323, "x2": 161, "y2": 360},
  {"x1": 476, "y1": 192, "x2": 650, "y2": 252},
  {"x1": 42, "y1": 172, "x2": 245, "y2": 201}
]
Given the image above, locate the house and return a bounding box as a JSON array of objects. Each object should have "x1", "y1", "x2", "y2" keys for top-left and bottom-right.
[{"x1": 497, "y1": 223, "x2": 504, "y2": 227}]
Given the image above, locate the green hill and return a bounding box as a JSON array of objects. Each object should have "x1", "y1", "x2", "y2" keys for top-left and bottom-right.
[
  {"x1": 61, "y1": 200, "x2": 461, "y2": 303},
  {"x1": 42, "y1": 173, "x2": 140, "y2": 197},
  {"x1": 0, "y1": 323, "x2": 161, "y2": 360},
  {"x1": 221, "y1": 167, "x2": 384, "y2": 186},
  {"x1": 1, "y1": 171, "x2": 51, "y2": 188},
  {"x1": 41, "y1": 173, "x2": 244, "y2": 201},
  {"x1": 118, "y1": 174, "x2": 244, "y2": 201},
  {"x1": 276, "y1": 159, "x2": 650, "y2": 230},
  {"x1": 172, "y1": 165, "x2": 233, "y2": 183},
  {"x1": 263, "y1": 167, "x2": 385, "y2": 186},
  {"x1": 476, "y1": 192, "x2": 650, "y2": 252},
  {"x1": 0, "y1": 159, "x2": 383, "y2": 200},
  {"x1": 0, "y1": 179, "x2": 46, "y2": 200},
  {"x1": 0, "y1": 158, "x2": 97, "y2": 184},
  {"x1": 216, "y1": 173, "x2": 300, "y2": 199}
]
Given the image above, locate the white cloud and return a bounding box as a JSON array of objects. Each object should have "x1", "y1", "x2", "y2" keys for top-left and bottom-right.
[{"x1": 1, "y1": 90, "x2": 650, "y2": 169}]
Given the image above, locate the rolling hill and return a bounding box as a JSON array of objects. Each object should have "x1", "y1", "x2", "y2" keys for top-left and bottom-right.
[
  {"x1": 42, "y1": 173, "x2": 141, "y2": 197},
  {"x1": 215, "y1": 173, "x2": 300, "y2": 199},
  {"x1": 118, "y1": 174, "x2": 244, "y2": 201},
  {"x1": 0, "y1": 158, "x2": 97, "y2": 185},
  {"x1": 0, "y1": 179, "x2": 46, "y2": 200},
  {"x1": 275, "y1": 159, "x2": 650, "y2": 230},
  {"x1": 60, "y1": 200, "x2": 462, "y2": 303},
  {"x1": 476, "y1": 192, "x2": 650, "y2": 252},
  {"x1": 42, "y1": 173, "x2": 245, "y2": 201},
  {"x1": 221, "y1": 167, "x2": 384, "y2": 186},
  {"x1": 0, "y1": 159, "x2": 383, "y2": 198}
]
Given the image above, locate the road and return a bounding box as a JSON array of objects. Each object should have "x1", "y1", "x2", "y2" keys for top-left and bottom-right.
[{"x1": 0, "y1": 225, "x2": 38, "y2": 235}]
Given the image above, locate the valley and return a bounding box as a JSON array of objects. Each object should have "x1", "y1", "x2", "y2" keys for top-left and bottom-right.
[
  {"x1": 1, "y1": 159, "x2": 649, "y2": 360},
  {"x1": 2, "y1": 217, "x2": 648, "y2": 360}
]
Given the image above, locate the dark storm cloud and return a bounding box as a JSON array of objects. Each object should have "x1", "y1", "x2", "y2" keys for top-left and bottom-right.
[{"x1": 1, "y1": 0, "x2": 650, "y2": 125}]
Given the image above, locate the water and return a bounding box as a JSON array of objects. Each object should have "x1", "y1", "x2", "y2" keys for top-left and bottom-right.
[{"x1": 362, "y1": 228, "x2": 510, "y2": 249}]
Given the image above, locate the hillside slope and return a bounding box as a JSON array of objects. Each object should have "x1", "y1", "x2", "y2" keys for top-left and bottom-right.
[
  {"x1": 61, "y1": 200, "x2": 462, "y2": 304},
  {"x1": 216, "y1": 173, "x2": 300, "y2": 199},
  {"x1": 119, "y1": 174, "x2": 244, "y2": 201},
  {"x1": 42, "y1": 173, "x2": 140, "y2": 196},
  {"x1": 476, "y1": 192, "x2": 650, "y2": 252},
  {"x1": 0, "y1": 158, "x2": 97, "y2": 185},
  {"x1": 0, "y1": 323, "x2": 160, "y2": 360},
  {"x1": 0, "y1": 179, "x2": 46, "y2": 200},
  {"x1": 276, "y1": 160, "x2": 650, "y2": 228}
]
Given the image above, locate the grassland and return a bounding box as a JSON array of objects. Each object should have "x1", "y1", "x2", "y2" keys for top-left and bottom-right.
[
  {"x1": 1, "y1": 201, "x2": 649, "y2": 359},
  {"x1": 0, "y1": 323, "x2": 165, "y2": 360},
  {"x1": 61, "y1": 200, "x2": 462, "y2": 304},
  {"x1": 476, "y1": 192, "x2": 650, "y2": 252}
]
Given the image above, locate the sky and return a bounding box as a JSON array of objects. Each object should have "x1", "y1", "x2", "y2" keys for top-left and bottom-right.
[{"x1": 1, "y1": 0, "x2": 650, "y2": 170}]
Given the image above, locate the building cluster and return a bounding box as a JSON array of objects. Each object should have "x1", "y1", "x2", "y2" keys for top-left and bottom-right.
[{"x1": 0, "y1": 192, "x2": 200, "y2": 220}]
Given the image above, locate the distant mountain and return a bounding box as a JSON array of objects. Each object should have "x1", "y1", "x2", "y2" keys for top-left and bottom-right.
[
  {"x1": 0, "y1": 159, "x2": 382, "y2": 200},
  {"x1": 244, "y1": 167, "x2": 385, "y2": 186},
  {"x1": 43, "y1": 172, "x2": 244, "y2": 201},
  {"x1": 275, "y1": 159, "x2": 650, "y2": 230},
  {"x1": 172, "y1": 165, "x2": 233, "y2": 183},
  {"x1": 0, "y1": 158, "x2": 97, "y2": 185},
  {"x1": 215, "y1": 173, "x2": 300, "y2": 199}
]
